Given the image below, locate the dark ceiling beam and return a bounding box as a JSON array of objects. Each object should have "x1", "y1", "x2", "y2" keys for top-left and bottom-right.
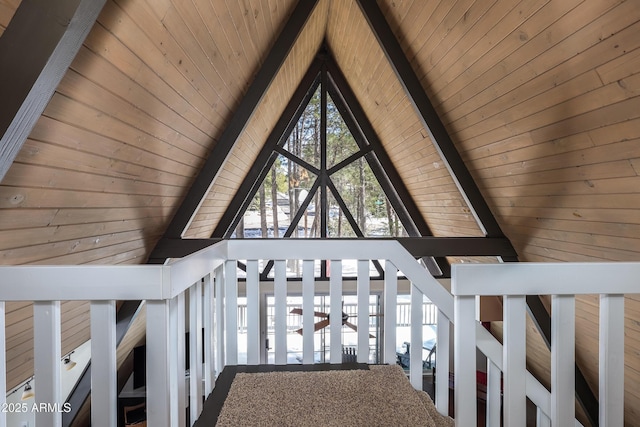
[
  {"x1": 148, "y1": 238, "x2": 222, "y2": 262},
  {"x1": 354, "y1": 0, "x2": 505, "y2": 239},
  {"x1": 209, "y1": 58, "x2": 323, "y2": 239},
  {"x1": 0, "y1": 0, "x2": 107, "y2": 184},
  {"x1": 325, "y1": 59, "x2": 448, "y2": 276},
  {"x1": 397, "y1": 237, "x2": 517, "y2": 258},
  {"x1": 356, "y1": 3, "x2": 596, "y2": 425},
  {"x1": 161, "y1": 0, "x2": 319, "y2": 240}
]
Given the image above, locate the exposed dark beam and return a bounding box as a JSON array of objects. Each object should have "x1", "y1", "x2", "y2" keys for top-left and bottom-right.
[
  {"x1": 397, "y1": 237, "x2": 517, "y2": 258},
  {"x1": 161, "y1": 0, "x2": 320, "y2": 239},
  {"x1": 148, "y1": 238, "x2": 222, "y2": 262},
  {"x1": 208, "y1": 59, "x2": 323, "y2": 239},
  {"x1": 355, "y1": 0, "x2": 505, "y2": 239},
  {"x1": 0, "y1": 0, "x2": 106, "y2": 183},
  {"x1": 325, "y1": 60, "x2": 447, "y2": 276},
  {"x1": 274, "y1": 146, "x2": 320, "y2": 176}
]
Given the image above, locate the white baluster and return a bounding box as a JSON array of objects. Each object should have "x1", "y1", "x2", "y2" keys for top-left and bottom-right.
[
  {"x1": 90, "y1": 300, "x2": 117, "y2": 427},
  {"x1": 146, "y1": 300, "x2": 171, "y2": 427},
  {"x1": 189, "y1": 282, "x2": 203, "y2": 423},
  {"x1": 486, "y1": 359, "x2": 501, "y2": 427},
  {"x1": 302, "y1": 260, "x2": 315, "y2": 364},
  {"x1": 357, "y1": 260, "x2": 370, "y2": 363},
  {"x1": 504, "y1": 295, "x2": 527, "y2": 426},
  {"x1": 203, "y1": 273, "x2": 215, "y2": 393},
  {"x1": 410, "y1": 284, "x2": 423, "y2": 389},
  {"x1": 454, "y1": 295, "x2": 477, "y2": 427},
  {"x1": 34, "y1": 301, "x2": 62, "y2": 427},
  {"x1": 274, "y1": 260, "x2": 287, "y2": 364},
  {"x1": 551, "y1": 295, "x2": 575, "y2": 426},
  {"x1": 599, "y1": 294, "x2": 625, "y2": 426},
  {"x1": 435, "y1": 310, "x2": 449, "y2": 416},
  {"x1": 214, "y1": 265, "x2": 225, "y2": 372},
  {"x1": 383, "y1": 260, "x2": 397, "y2": 364},
  {"x1": 224, "y1": 260, "x2": 238, "y2": 365},
  {"x1": 169, "y1": 293, "x2": 186, "y2": 427},
  {"x1": 330, "y1": 260, "x2": 343, "y2": 364},
  {"x1": 536, "y1": 407, "x2": 551, "y2": 427},
  {"x1": 246, "y1": 261, "x2": 260, "y2": 365}
]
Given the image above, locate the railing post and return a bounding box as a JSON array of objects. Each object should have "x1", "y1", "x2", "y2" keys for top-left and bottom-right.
[
  {"x1": 356, "y1": 260, "x2": 370, "y2": 363},
  {"x1": 189, "y1": 281, "x2": 203, "y2": 423},
  {"x1": 33, "y1": 301, "x2": 62, "y2": 427},
  {"x1": 169, "y1": 293, "x2": 186, "y2": 427},
  {"x1": 600, "y1": 294, "x2": 625, "y2": 426},
  {"x1": 435, "y1": 310, "x2": 450, "y2": 416},
  {"x1": 224, "y1": 260, "x2": 238, "y2": 365},
  {"x1": 551, "y1": 295, "x2": 575, "y2": 426},
  {"x1": 383, "y1": 260, "x2": 397, "y2": 364},
  {"x1": 146, "y1": 300, "x2": 171, "y2": 427},
  {"x1": 503, "y1": 295, "x2": 527, "y2": 426},
  {"x1": 246, "y1": 260, "x2": 260, "y2": 365},
  {"x1": 302, "y1": 260, "x2": 315, "y2": 364},
  {"x1": 274, "y1": 260, "x2": 287, "y2": 364},
  {"x1": 214, "y1": 265, "x2": 225, "y2": 372},
  {"x1": 454, "y1": 295, "x2": 477, "y2": 427},
  {"x1": 329, "y1": 260, "x2": 343, "y2": 364},
  {"x1": 410, "y1": 284, "x2": 423, "y2": 389},
  {"x1": 90, "y1": 300, "x2": 117, "y2": 427},
  {"x1": 203, "y1": 273, "x2": 215, "y2": 393}
]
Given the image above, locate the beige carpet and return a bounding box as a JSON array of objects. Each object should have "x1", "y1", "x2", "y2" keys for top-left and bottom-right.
[{"x1": 216, "y1": 365, "x2": 454, "y2": 426}]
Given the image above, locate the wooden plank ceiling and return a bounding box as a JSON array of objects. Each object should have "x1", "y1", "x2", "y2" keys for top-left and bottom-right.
[{"x1": 1, "y1": 0, "x2": 640, "y2": 424}]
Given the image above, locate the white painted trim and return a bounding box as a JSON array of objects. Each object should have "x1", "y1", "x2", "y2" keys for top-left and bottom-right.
[
  {"x1": 452, "y1": 262, "x2": 640, "y2": 296},
  {"x1": 302, "y1": 260, "x2": 315, "y2": 364},
  {"x1": 329, "y1": 260, "x2": 343, "y2": 364},
  {"x1": 189, "y1": 281, "x2": 203, "y2": 423},
  {"x1": 356, "y1": 260, "x2": 370, "y2": 364},
  {"x1": 551, "y1": 295, "x2": 575, "y2": 426},
  {"x1": 246, "y1": 261, "x2": 260, "y2": 365},
  {"x1": 599, "y1": 294, "x2": 625, "y2": 426},
  {"x1": 34, "y1": 301, "x2": 62, "y2": 427},
  {"x1": 90, "y1": 301, "x2": 117, "y2": 427},
  {"x1": 274, "y1": 261, "x2": 287, "y2": 365}
]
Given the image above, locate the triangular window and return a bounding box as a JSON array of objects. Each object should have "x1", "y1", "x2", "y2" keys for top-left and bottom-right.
[{"x1": 220, "y1": 55, "x2": 444, "y2": 278}]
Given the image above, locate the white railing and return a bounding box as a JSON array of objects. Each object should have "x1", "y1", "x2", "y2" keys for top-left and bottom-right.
[
  {"x1": 0, "y1": 239, "x2": 625, "y2": 427},
  {"x1": 452, "y1": 262, "x2": 635, "y2": 427}
]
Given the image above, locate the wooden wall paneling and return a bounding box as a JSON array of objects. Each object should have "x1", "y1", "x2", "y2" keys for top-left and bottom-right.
[
  {"x1": 327, "y1": 0, "x2": 486, "y2": 240},
  {"x1": 444, "y1": 0, "x2": 617, "y2": 129},
  {"x1": 41, "y1": 95, "x2": 201, "y2": 169},
  {"x1": 55, "y1": 70, "x2": 209, "y2": 162},
  {"x1": 92, "y1": 3, "x2": 220, "y2": 136},
  {"x1": 427, "y1": 0, "x2": 551, "y2": 103},
  {"x1": 69, "y1": 47, "x2": 213, "y2": 150},
  {"x1": 434, "y1": 0, "x2": 580, "y2": 112},
  {"x1": 0, "y1": 0, "x2": 21, "y2": 36},
  {"x1": 184, "y1": 0, "x2": 328, "y2": 238}
]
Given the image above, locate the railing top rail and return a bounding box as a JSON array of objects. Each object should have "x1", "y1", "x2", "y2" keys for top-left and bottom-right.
[
  {"x1": 0, "y1": 264, "x2": 169, "y2": 301},
  {"x1": 452, "y1": 262, "x2": 640, "y2": 296}
]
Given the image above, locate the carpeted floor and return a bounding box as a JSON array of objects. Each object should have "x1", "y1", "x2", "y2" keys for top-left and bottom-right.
[{"x1": 215, "y1": 365, "x2": 454, "y2": 426}]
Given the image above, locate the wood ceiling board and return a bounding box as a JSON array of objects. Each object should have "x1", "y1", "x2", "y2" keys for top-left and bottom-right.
[
  {"x1": 184, "y1": 0, "x2": 328, "y2": 239},
  {"x1": 326, "y1": 0, "x2": 485, "y2": 240}
]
